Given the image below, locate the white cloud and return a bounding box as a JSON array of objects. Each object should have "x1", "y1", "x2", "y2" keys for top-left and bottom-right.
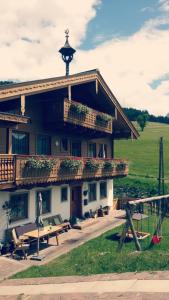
[
  {"x1": 141, "y1": 6, "x2": 154, "y2": 13},
  {"x1": 0, "y1": 0, "x2": 100, "y2": 80},
  {"x1": 159, "y1": 0, "x2": 169, "y2": 11},
  {"x1": 0, "y1": 0, "x2": 169, "y2": 116},
  {"x1": 72, "y1": 18, "x2": 169, "y2": 116}
]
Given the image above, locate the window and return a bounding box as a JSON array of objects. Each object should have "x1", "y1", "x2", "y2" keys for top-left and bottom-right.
[
  {"x1": 36, "y1": 135, "x2": 51, "y2": 155},
  {"x1": 89, "y1": 183, "x2": 97, "y2": 202},
  {"x1": 10, "y1": 193, "x2": 28, "y2": 222},
  {"x1": 12, "y1": 131, "x2": 29, "y2": 154},
  {"x1": 36, "y1": 190, "x2": 51, "y2": 215},
  {"x1": 98, "y1": 144, "x2": 107, "y2": 158},
  {"x1": 71, "y1": 141, "x2": 81, "y2": 157},
  {"x1": 61, "y1": 186, "x2": 68, "y2": 202},
  {"x1": 100, "y1": 181, "x2": 107, "y2": 199},
  {"x1": 88, "y1": 143, "x2": 96, "y2": 158},
  {"x1": 61, "y1": 138, "x2": 68, "y2": 152}
]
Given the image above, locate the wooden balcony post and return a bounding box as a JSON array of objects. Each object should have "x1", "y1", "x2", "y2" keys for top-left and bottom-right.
[
  {"x1": 21, "y1": 94, "x2": 25, "y2": 116},
  {"x1": 68, "y1": 85, "x2": 71, "y2": 101},
  {"x1": 7, "y1": 128, "x2": 12, "y2": 154},
  {"x1": 111, "y1": 140, "x2": 114, "y2": 158}
]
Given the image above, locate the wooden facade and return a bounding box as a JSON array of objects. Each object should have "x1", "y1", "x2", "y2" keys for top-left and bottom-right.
[{"x1": 0, "y1": 69, "x2": 139, "y2": 191}]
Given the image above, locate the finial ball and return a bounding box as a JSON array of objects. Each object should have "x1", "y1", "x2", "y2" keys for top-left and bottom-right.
[{"x1": 65, "y1": 29, "x2": 69, "y2": 37}]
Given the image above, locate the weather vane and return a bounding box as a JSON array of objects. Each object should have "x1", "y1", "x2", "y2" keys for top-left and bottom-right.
[{"x1": 59, "y1": 29, "x2": 76, "y2": 76}]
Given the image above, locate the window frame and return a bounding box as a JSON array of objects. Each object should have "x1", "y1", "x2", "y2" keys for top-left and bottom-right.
[
  {"x1": 10, "y1": 192, "x2": 29, "y2": 223},
  {"x1": 60, "y1": 138, "x2": 69, "y2": 153},
  {"x1": 100, "y1": 181, "x2": 107, "y2": 200},
  {"x1": 36, "y1": 134, "x2": 51, "y2": 155},
  {"x1": 88, "y1": 182, "x2": 97, "y2": 202},
  {"x1": 71, "y1": 140, "x2": 81, "y2": 157},
  {"x1": 60, "y1": 186, "x2": 68, "y2": 202},
  {"x1": 36, "y1": 189, "x2": 51, "y2": 215},
  {"x1": 12, "y1": 130, "x2": 29, "y2": 155},
  {"x1": 98, "y1": 143, "x2": 107, "y2": 158},
  {"x1": 88, "y1": 143, "x2": 97, "y2": 158}
]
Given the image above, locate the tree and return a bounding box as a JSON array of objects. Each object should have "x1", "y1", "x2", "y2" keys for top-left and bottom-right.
[{"x1": 137, "y1": 113, "x2": 149, "y2": 131}]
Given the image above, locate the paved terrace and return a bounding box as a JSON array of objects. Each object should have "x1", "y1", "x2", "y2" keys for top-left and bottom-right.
[{"x1": 0, "y1": 210, "x2": 125, "y2": 282}]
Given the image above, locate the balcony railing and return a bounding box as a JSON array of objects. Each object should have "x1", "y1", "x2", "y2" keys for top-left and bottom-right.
[
  {"x1": 0, "y1": 155, "x2": 15, "y2": 183},
  {"x1": 0, "y1": 111, "x2": 30, "y2": 124},
  {"x1": 0, "y1": 155, "x2": 128, "y2": 188},
  {"x1": 64, "y1": 99, "x2": 113, "y2": 134},
  {"x1": 46, "y1": 99, "x2": 113, "y2": 134}
]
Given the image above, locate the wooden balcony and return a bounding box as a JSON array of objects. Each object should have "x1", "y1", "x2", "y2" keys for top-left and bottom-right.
[
  {"x1": 46, "y1": 99, "x2": 113, "y2": 134},
  {"x1": 0, "y1": 155, "x2": 128, "y2": 189},
  {"x1": 0, "y1": 112, "x2": 30, "y2": 124}
]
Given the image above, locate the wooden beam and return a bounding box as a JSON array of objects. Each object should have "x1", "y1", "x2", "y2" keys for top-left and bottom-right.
[
  {"x1": 7, "y1": 128, "x2": 12, "y2": 154},
  {"x1": 68, "y1": 85, "x2": 71, "y2": 101},
  {"x1": 21, "y1": 94, "x2": 25, "y2": 116},
  {"x1": 129, "y1": 194, "x2": 169, "y2": 206}
]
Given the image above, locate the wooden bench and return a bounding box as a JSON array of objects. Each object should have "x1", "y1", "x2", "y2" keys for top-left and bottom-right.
[{"x1": 43, "y1": 215, "x2": 71, "y2": 232}]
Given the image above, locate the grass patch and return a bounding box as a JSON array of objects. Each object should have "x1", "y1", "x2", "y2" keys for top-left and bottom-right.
[
  {"x1": 12, "y1": 214, "x2": 169, "y2": 278},
  {"x1": 115, "y1": 122, "x2": 169, "y2": 180}
]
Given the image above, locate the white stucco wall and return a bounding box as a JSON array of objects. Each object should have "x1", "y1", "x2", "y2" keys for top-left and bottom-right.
[
  {"x1": 0, "y1": 184, "x2": 71, "y2": 241},
  {"x1": 0, "y1": 180, "x2": 113, "y2": 240},
  {"x1": 82, "y1": 179, "x2": 113, "y2": 216}
]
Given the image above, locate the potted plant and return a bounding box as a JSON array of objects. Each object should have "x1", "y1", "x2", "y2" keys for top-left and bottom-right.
[
  {"x1": 85, "y1": 159, "x2": 101, "y2": 172},
  {"x1": 69, "y1": 103, "x2": 89, "y2": 116},
  {"x1": 103, "y1": 161, "x2": 115, "y2": 171},
  {"x1": 60, "y1": 159, "x2": 82, "y2": 172},
  {"x1": 25, "y1": 157, "x2": 56, "y2": 172},
  {"x1": 1, "y1": 201, "x2": 12, "y2": 255},
  {"x1": 96, "y1": 113, "x2": 112, "y2": 126},
  {"x1": 116, "y1": 162, "x2": 127, "y2": 171}
]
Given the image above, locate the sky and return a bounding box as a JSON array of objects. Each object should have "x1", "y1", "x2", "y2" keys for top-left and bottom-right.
[{"x1": 0, "y1": 0, "x2": 169, "y2": 116}]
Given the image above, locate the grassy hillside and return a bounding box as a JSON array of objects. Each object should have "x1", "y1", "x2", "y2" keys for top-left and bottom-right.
[{"x1": 115, "y1": 122, "x2": 169, "y2": 181}]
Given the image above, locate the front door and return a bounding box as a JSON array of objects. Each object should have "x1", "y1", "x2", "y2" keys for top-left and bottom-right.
[{"x1": 70, "y1": 186, "x2": 82, "y2": 218}]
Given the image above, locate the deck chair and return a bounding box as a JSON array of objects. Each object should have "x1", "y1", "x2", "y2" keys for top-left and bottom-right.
[
  {"x1": 53, "y1": 215, "x2": 71, "y2": 231},
  {"x1": 11, "y1": 229, "x2": 30, "y2": 260}
]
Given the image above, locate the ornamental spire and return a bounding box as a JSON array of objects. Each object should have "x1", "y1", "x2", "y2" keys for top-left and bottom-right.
[{"x1": 59, "y1": 29, "x2": 76, "y2": 76}]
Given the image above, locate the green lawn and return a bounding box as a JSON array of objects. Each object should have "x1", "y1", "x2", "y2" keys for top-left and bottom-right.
[
  {"x1": 12, "y1": 214, "x2": 169, "y2": 278},
  {"x1": 115, "y1": 122, "x2": 169, "y2": 181}
]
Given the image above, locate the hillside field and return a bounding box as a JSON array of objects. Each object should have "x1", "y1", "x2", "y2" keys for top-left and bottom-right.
[{"x1": 115, "y1": 122, "x2": 169, "y2": 181}]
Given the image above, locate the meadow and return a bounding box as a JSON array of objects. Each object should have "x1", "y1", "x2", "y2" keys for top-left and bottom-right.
[{"x1": 115, "y1": 122, "x2": 169, "y2": 181}]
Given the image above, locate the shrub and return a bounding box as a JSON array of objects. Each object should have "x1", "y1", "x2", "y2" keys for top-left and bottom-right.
[
  {"x1": 116, "y1": 162, "x2": 127, "y2": 171},
  {"x1": 85, "y1": 159, "x2": 101, "y2": 171},
  {"x1": 69, "y1": 103, "x2": 89, "y2": 116},
  {"x1": 103, "y1": 161, "x2": 115, "y2": 171},
  {"x1": 25, "y1": 157, "x2": 56, "y2": 171},
  {"x1": 60, "y1": 159, "x2": 82, "y2": 172},
  {"x1": 96, "y1": 113, "x2": 112, "y2": 124}
]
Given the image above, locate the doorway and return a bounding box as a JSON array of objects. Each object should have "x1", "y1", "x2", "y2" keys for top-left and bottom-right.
[{"x1": 70, "y1": 185, "x2": 82, "y2": 218}]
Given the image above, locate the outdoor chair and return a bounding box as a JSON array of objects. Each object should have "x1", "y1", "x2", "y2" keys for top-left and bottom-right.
[
  {"x1": 11, "y1": 228, "x2": 30, "y2": 260},
  {"x1": 43, "y1": 214, "x2": 71, "y2": 232},
  {"x1": 53, "y1": 215, "x2": 71, "y2": 231}
]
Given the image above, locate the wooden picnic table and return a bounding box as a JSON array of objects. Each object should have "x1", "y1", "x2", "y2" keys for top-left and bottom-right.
[{"x1": 23, "y1": 225, "x2": 63, "y2": 245}]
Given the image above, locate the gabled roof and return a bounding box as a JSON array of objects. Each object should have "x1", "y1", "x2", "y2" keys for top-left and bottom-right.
[{"x1": 0, "y1": 69, "x2": 139, "y2": 139}]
